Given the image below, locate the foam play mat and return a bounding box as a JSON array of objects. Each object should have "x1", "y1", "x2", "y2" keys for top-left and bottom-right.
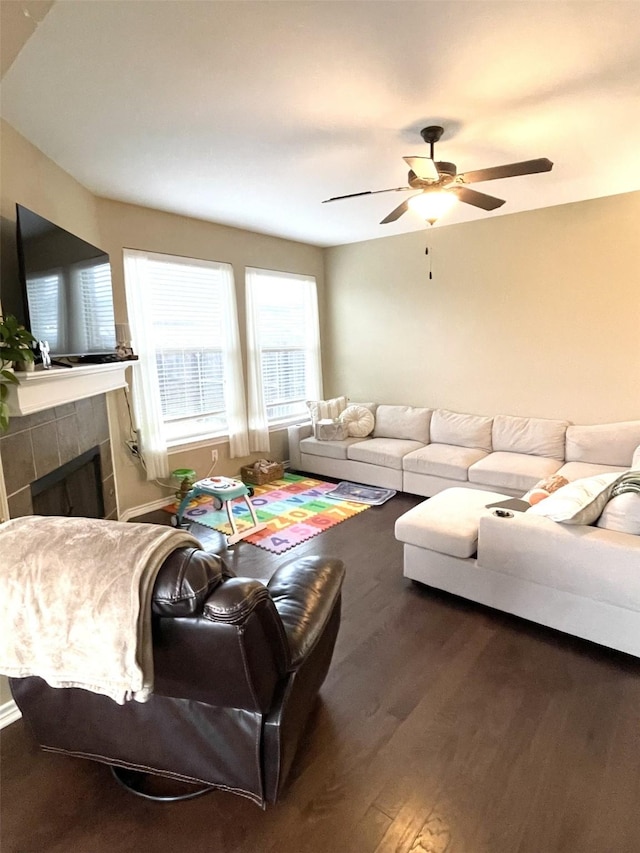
[{"x1": 166, "y1": 473, "x2": 371, "y2": 554}]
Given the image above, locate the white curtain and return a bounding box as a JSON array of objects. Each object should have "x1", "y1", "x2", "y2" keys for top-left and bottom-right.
[
  {"x1": 245, "y1": 268, "x2": 271, "y2": 452},
  {"x1": 123, "y1": 251, "x2": 170, "y2": 480},
  {"x1": 219, "y1": 267, "x2": 250, "y2": 458},
  {"x1": 302, "y1": 277, "x2": 323, "y2": 402}
]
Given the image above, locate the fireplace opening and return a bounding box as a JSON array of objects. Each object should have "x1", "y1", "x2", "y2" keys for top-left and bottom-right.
[{"x1": 31, "y1": 446, "x2": 105, "y2": 519}]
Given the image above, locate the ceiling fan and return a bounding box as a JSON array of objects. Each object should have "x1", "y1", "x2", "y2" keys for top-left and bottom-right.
[{"x1": 322, "y1": 126, "x2": 553, "y2": 225}]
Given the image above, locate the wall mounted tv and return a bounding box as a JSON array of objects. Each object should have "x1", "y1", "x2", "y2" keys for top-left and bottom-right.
[{"x1": 14, "y1": 204, "x2": 117, "y2": 359}]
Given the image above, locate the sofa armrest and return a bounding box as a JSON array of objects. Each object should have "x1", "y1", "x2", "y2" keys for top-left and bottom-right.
[
  {"x1": 287, "y1": 422, "x2": 313, "y2": 470},
  {"x1": 267, "y1": 556, "x2": 345, "y2": 668}
]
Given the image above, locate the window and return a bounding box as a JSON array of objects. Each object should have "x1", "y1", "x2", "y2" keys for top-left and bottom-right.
[
  {"x1": 124, "y1": 250, "x2": 249, "y2": 478},
  {"x1": 245, "y1": 268, "x2": 322, "y2": 447}
]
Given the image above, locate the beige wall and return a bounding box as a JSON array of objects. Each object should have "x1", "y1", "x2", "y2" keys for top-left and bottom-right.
[{"x1": 324, "y1": 191, "x2": 640, "y2": 424}]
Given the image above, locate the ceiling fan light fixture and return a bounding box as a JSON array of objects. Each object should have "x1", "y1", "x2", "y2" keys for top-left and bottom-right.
[{"x1": 408, "y1": 191, "x2": 457, "y2": 225}]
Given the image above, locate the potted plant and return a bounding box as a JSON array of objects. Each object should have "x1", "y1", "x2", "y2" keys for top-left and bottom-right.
[{"x1": 0, "y1": 314, "x2": 37, "y2": 432}]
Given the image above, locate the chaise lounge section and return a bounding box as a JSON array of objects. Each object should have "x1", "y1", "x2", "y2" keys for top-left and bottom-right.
[{"x1": 394, "y1": 483, "x2": 640, "y2": 657}]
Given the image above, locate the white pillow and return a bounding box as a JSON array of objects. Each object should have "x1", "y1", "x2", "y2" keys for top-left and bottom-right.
[
  {"x1": 596, "y1": 493, "x2": 640, "y2": 535},
  {"x1": 340, "y1": 404, "x2": 375, "y2": 437},
  {"x1": 373, "y1": 405, "x2": 432, "y2": 443},
  {"x1": 306, "y1": 396, "x2": 348, "y2": 423},
  {"x1": 527, "y1": 472, "x2": 621, "y2": 525}
]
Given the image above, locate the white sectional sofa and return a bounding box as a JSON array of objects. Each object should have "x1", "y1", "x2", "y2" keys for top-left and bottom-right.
[
  {"x1": 288, "y1": 405, "x2": 640, "y2": 496},
  {"x1": 289, "y1": 403, "x2": 640, "y2": 656}
]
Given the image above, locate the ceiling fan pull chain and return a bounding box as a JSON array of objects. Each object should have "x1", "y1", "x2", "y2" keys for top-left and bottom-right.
[{"x1": 425, "y1": 244, "x2": 433, "y2": 280}]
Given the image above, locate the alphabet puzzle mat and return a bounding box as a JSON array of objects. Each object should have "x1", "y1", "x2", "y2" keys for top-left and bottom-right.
[{"x1": 169, "y1": 473, "x2": 370, "y2": 554}]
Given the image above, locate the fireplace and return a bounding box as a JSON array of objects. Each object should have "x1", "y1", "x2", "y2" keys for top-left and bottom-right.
[
  {"x1": 31, "y1": 446, "x2": 104, "y2": 519},
  {"x1": 0, "y1": 394, "x2": 116, "y2": 521}
]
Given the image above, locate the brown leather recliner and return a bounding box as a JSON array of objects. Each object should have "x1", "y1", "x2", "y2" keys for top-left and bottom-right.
[{"x1": 9, "y1": 547, "x2": 345, "y2": 807}]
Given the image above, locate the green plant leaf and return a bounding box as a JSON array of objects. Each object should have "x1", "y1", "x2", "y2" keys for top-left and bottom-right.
[{"x1": 0, "y1": 369, "x2": 19, "y2": 385}]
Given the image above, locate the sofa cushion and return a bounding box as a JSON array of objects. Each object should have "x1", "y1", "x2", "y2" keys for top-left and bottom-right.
[
  {"x1": 430, "y1": 409, "x2": 493, "y2": 452},
  {"x1": 339, "y1": 404, "x2": 375, "y2": 437},
  {"x1": 556, "y1": 461, "x2": 627, "y2": 482},
  {"x1": 373, "y1": 405, "x2": 432, "y2": 444},
  {"x1": 306, "y1": 396, "x2": 348, "y2": 423},
  {"x1": 402, "y1": 444, "x2": 488, "y2": 482},
  {"x1": 469, "y1": 451, "x2": 563, "y2": 493},
  {"x1": 348, "y1": 437, "x2": 424, "y2": 470},
  {"x1": 596, "y1": 493, "x2": 640, "y2": 535},
  {"x1": 395, "y1": 488, "x2": 511, "y2": 558},
  {"x1": 300, "y1": 435, "x2": 365, "y2": 460},
  {"x1": 492, "y1": 414, "x2": 568, "y2": 459},
  {"x1": 565, "y1": 421, "x2": 640, "y2": 467},
  {"x1": 527, "y1": 472, "x2": 620, "y2": 525}
]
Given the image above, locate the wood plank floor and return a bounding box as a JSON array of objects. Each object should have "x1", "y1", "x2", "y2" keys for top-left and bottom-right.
[{"x1": 2, "y1": 490, "x2": 640, "y2": 852}]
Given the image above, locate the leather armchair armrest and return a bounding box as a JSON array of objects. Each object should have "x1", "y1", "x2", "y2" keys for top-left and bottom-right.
[
  {"x1": 204, "y1": 578, "x2": 291, "y2": 675},
  {"x1": 204, "y1": 577, "x2": 272, "y2": 623},
  {"x1": 267, "y1": 556, "x2": 345, "y2": 669}
]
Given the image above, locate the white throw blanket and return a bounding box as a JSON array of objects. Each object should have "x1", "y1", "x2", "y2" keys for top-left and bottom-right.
[{"x1": 0, "y1": 516, "x2": 201, "y2": 704}]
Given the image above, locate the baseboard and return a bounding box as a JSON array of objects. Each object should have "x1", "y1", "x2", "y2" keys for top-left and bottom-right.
[
  {"x1": 0, "y1": 698, "x2": 21, "y2": 729},
  {"x1": 119, "y1": 495, "x2": 174, "y2": 522}
]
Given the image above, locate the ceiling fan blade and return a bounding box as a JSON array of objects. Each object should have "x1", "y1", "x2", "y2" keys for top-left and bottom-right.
[
  {"x1": 450, "y1": 186, "x2": 506, "y2": 211},
  {"x1": 322, "y1": 186, "x2": 411, "y2": 203},
  {"x1": 458, "y1": 158, "x2": 553, "y2": 184},
  {"x1": 403, "y1": 156, "x2": 439, "y2": 182},
  {"x1": 380, "y1": 199, "x2": 412, "y2": 224}
]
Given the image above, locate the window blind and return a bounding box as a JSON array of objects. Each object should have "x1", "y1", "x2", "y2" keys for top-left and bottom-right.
[
  {"x1": 246, "y1": 269, "x2": 321, "y2": 425},
  {"x1": 144, "y1": 257, "x2": 230, "y2": 441}
]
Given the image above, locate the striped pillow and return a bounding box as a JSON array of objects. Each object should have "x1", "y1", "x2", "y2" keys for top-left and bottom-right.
[{"x1": 306, "y1": 396, "x2": 348, "y2": 423}]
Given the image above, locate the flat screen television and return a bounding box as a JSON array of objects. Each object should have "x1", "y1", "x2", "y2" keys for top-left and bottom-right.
[{"x1": 14, "y1": 204, "x2": 117, "y2": 360}]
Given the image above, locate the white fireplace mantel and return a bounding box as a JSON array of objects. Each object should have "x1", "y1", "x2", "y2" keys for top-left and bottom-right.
[{"x1": 6, "y1": 362, "x2": 129, "y2": 416}]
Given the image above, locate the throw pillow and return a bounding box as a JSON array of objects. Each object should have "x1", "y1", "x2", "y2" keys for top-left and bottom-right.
[
  {"x1": 340, "y1": 404, "x2": 375, "y2": 437},
  {"x1": 527, "y1": 472, "x2": 621, "y2": 525},
  {"x1": 596, "y1": 493, "x2": 640, "y2": 535},
  {"x1": 306, "y1": 396, "x2": 348, "y2": 423},
  {"x1": 522, "y1": 474, "x2": 569, "y2": 504}
]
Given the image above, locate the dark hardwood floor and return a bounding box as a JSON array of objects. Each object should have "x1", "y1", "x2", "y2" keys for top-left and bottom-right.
[{"x1": 2, "y1": 490, "x2": 640, "y2": 852}]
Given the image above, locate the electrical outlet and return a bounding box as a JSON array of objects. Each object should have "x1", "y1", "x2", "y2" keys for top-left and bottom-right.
[
  {"x1": 211, "y1": 449, "x2": 218, "y2": 465},
  {"x1": 126, "y1": 440, "x2": 139, "y2": 458}
]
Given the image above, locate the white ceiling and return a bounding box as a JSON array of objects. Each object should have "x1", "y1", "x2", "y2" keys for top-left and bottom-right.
[{"x1": 2, "y1": 1, "x2": 640, "y2": 247}]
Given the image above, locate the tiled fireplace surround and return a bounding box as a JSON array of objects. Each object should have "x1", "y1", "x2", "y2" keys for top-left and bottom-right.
[{"x1": 0, "y1": 394, "x2": 116, "y2": 521}]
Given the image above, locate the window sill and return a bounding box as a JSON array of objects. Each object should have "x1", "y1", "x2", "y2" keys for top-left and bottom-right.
[
  {"x1": 165, "y1": 418, "x2": 309, "y2": 454},
  {"x1": 268, "y1": 416, "x2": 311, "y2": 431},
  {"x1": 167, "y1": 435, "x2": 228, "y2": 454}
]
